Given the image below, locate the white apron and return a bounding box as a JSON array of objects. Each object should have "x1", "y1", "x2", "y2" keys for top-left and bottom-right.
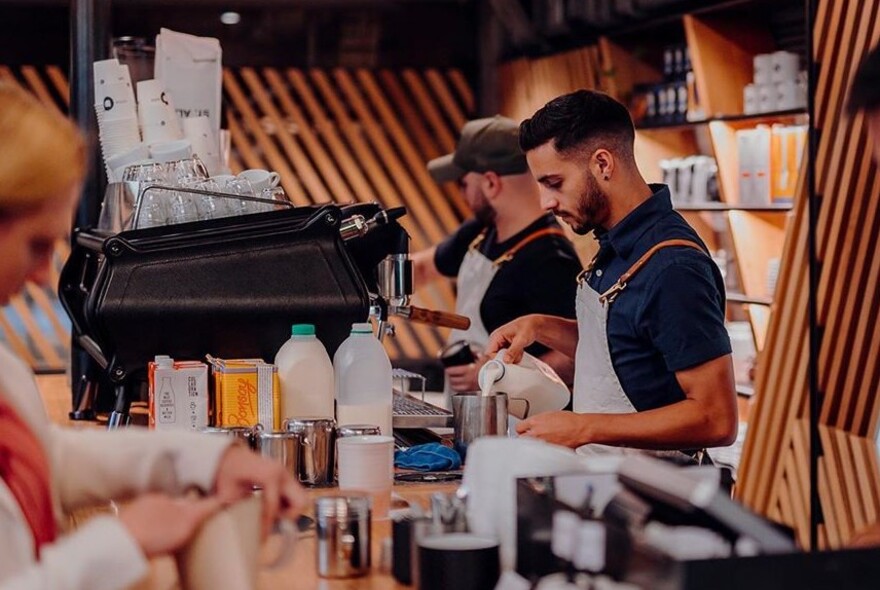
[
  {"x1": 573, "y1": 239, "x2": 708, "y2": 462},
  {"x1": 444, "y1": 227, "x2": 566, "y2": 395}
]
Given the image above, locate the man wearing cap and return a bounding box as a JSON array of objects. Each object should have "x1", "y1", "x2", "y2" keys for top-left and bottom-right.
[
  {"x1": 485, "y1": 91, "x2": 738, "y2": 459},
  {"x1": 412, "y1": 115, "x2": 581, "y2": 394}
]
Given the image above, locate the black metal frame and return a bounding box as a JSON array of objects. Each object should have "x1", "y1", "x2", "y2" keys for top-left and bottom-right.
[{"x1": 805, "y1": 0, "x2": 822, "y2": 551}]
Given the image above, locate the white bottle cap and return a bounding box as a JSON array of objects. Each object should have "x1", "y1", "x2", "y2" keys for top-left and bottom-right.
[
  {"x1": 351, "y1": 322, "x2": 373, "y2": 334},
  {"x1": 154, "y1": 355, "x2": 173, "y2": 368}
]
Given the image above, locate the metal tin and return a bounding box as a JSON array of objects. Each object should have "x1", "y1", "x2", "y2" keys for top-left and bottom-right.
[{"x1": 315, "y1": 494, "x2": 372, "y2": 578}]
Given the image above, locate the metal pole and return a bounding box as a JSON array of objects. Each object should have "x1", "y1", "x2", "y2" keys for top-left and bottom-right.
[
  {"x1": 69, "y1": 0, "x2": 111, "y2": 417},
  {"x1": 806, "y1": 0, "x2": 822, "y2": 551},
  {"x1": 70, "y1": 0, "x2": 111, "y2": 229}
]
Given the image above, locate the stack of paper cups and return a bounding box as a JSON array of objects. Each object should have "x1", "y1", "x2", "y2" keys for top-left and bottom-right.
[
  {"x1": 337, "y1": 435, "x2": 395, "y2": 519},
  {"x1": 94, "y1": 59, "x2": 143, "y2": 182},
  {"x1": 183, "y1": 116, "x2": 222, "y2": 175},
  {"x1": 137, "y1": 79, "x2": 184, "y2": 145}
]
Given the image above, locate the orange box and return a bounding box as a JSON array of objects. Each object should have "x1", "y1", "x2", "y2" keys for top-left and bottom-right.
[{"x1": 207, "y1": 356, "x2": 280, "y2": 430}]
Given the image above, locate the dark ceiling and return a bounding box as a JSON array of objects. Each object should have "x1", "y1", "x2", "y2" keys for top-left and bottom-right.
[{"x1": 0, "y1": 1, "x2": 479, "y2": 70}]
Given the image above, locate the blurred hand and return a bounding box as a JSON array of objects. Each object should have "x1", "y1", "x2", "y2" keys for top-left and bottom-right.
[
  {"x1": 213, "y1": 445, "x2": 307, "y2": 537},
  {"x1": 445, "y1": 354, "x2": 488, "y2": 392},
  {"x1": 485, "y1": 315, "x2": 542, "y2": 364},
  {"x1": 118, "y1": 493, "x2": 222, "y2": 558},
  {"x1": 516, "y1": 411, "x2": 589, "y2": 448}
]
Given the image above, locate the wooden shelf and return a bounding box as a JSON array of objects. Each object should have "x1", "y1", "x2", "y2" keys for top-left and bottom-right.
[
  {"x1": 727, "y1": 292, "x2": 773, "y2": 306},
  {"x1": 636, "y1": 108, "x2": 808, "y2": 131},
  {"x1": 676, "y1": 203, "x2": 793, "y2": 212}
]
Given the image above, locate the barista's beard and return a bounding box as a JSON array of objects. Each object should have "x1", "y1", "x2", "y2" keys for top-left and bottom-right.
[
  {"x1": 570, "y1": 171, "x2": 610, "y2": 235},
  {"x1": 473, "y1": 192, "x2": 497, "y2": 226}
]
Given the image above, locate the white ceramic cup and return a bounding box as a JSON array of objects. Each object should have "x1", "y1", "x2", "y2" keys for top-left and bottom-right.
[
  {"x1": 337, "y1": 435, "x2": 394, "y2": 517},
  {"x1": 149, "y1": 139, "x2": 192, "y2": 163},
  {"x1": 238, "y1": 169, "x2": 281, "y2": 192}
]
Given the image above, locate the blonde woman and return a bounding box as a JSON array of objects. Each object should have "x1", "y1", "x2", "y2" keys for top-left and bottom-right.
[{"x1": 0, "y1": 83, "x2": 306, "y2": 589}]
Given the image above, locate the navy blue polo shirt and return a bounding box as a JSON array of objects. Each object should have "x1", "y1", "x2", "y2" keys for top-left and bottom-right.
[{"x1": 584, "y1": 184, "x2": 731, "y2": 412}]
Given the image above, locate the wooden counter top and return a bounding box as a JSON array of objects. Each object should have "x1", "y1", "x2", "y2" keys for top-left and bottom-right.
[{"x1": 258, "y1": 484, "x2": 456, "y2": 590}]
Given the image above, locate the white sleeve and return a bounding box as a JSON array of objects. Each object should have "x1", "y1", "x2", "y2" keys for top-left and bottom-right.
[
  {"x1": 49, "y1": 425, "x2": 233, "y2": 512},
  {"x1": 0, "y1": 517, "x2": 148, "y2": 590}
]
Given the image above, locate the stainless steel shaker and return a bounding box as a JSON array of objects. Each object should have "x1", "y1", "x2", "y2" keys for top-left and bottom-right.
[
  {"x1": 315, "y1": 494, "x2": 372, "y2": 578},
  {"x1": 285, "y1": 418, "x2": 336, "y2": 486}
]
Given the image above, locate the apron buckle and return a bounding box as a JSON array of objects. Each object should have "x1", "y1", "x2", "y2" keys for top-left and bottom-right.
[{"x1": 599, "y1": 281, "x2": 627, "y2": 305}]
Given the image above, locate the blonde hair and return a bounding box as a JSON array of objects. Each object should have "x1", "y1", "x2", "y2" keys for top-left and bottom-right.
[{"x1": 0, "y1": 83, "x2": 87, "y2": 212}]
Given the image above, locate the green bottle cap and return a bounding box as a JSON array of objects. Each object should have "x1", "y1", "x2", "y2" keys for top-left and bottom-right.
[{"x1": 291, "y1": 324, "x2": 316, "y2": 336}]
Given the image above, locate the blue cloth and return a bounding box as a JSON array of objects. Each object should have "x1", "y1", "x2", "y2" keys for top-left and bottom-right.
[
  {"x1": 394, "y1": 443, "x2": 462, "y2": 471},
  {"x1": 583, "y1": 184, "x2": 731, "y2": 412}
]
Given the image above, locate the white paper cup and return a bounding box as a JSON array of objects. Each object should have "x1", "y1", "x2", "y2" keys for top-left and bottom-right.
[
  {"x1": 149, "y1": 139, "x2": 192, "y2": 163},
  {"x1": 136, "y1": 79, "x2": 167, "y2": 105},
  {"x1": 770, "y1": 50, "x2": 799, "y2": 84},
  {"x1": 337, "y1": 435, "x2": 394, "y2": 517},
  {"x1": 238, "y1": 169, "x2": 281, "y2": 192},
  {"x1": 93, "y1": 59, "x2": 127, "y2": 87},
  {"x1": 753, "y1": 53, "x2": 772, "y2": 86}
]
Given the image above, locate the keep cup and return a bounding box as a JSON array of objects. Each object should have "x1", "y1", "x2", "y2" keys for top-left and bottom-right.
[
  {"x1": 417, "y1": 533, "x2": 501, "y2": 590},
  {"x1": 452, "y1": 392, "x2": 508, "y2": 463}
]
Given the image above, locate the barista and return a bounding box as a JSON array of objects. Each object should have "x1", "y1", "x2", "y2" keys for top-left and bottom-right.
[
  {"x1": 486, "y1": 90, "x2": 738, "y2": 456},
  {"x1": 412, "y1": 116, "x2": 581, "y2": 393}
]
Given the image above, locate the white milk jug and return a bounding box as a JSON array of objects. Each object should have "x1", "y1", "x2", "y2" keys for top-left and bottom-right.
[
  {"x1": 274, "y1": 323, "x2": 335, "y2": 421},
  {"x1": 477, "y1": 350, "x2": 570, "y2": 419}
]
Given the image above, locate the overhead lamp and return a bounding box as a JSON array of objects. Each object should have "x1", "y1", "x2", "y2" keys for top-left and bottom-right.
[{"x1": 220, "y1": 11, "x2": 241, "y2": 26}]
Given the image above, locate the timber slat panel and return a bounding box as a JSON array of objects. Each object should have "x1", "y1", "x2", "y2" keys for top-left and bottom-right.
[{"x1": 737, "y1": 0, "x2": 880, "y2": 548}]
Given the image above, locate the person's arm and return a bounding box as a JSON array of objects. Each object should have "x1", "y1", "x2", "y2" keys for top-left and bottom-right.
[
  {"x1": 411, "y1": 245, "x2": 442, "y2": 286},
  {"x1": 537, "y1": 349, "x2": 575, "y2": 386},
  {"x1": 0, "y1": 494, "x2": 223, "y2": 590},
  {"x1": 486, "y1": 313, "x2": 580, "y2": 362},
  {"x1": 515, "y1": 354, "x2": 738, "y2": 449},
  {"x1": 50, "y1": 428, "x2": 306, "y2": 534}
]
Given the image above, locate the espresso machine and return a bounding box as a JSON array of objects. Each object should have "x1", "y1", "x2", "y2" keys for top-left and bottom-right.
[{"x1": 59, "y1": 197, "x2": 468, "y2": 427}]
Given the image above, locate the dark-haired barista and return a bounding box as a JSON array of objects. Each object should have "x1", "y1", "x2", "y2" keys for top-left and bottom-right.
[
  {"x1": 412, "y1": 115, "x2": 581, "y2": 394},
  {"x1": 486, "y1": 90, "x2": 737, "y2": 458}
]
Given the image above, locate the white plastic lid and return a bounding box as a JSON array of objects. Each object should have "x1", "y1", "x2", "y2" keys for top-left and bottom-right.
[
  {"x1": 350, "y1": 322, "x2": 373, "y2": 334},
  {"x1": 154, "y1": 355, "x2": 173, "y2": 368}
]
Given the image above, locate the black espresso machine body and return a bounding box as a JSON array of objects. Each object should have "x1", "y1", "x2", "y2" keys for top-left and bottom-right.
[{"x1": 60, "y1": 203, "x2": 398, "y2": 420}]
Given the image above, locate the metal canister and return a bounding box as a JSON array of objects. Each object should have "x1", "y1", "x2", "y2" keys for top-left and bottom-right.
[
  {"x1": 252, "y1": 429, "x2": 301, "y2": 477},
  {"x1": 315, "y1": 494, "x2": 372, "y2": 578},
  {"x1": 337, "y1": 424, "x2": 382, "y2": 438},
  {"x1": 199, "y1": 426, "x2": 256, "y2": 450},
  {"x1": 285, "y1": 418, "x2": 336, "y2": 486}
]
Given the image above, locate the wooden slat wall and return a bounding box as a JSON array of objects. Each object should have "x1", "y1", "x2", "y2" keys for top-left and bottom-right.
[
  {"x1": 497, "y1": 46, "x2": 607, "y2": 265},
  {"x1": 736, "y1": 0, "x2": 880, "y2": 548},
  {"x1": 234, "y1": 66, "x2": 472, "y2": 360},
  {"x1": 0, "y1": 66, "x2": 72, "y2": 372},
  {"x1": 1, "y1": 65, "x2": 473, "y2": 366}
]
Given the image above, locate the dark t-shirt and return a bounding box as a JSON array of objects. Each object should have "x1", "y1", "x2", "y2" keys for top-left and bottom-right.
[
  {"x1": 584, "y1": 184, "x2": 732, "y2": 412},
  {"x1": 434, "y1": 214, "x2": 582, "y2": 356}
]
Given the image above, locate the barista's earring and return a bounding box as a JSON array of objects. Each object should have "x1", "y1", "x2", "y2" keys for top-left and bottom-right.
[{"x1": 603, "y1": 175, "x2": 610, "y2": 181}]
